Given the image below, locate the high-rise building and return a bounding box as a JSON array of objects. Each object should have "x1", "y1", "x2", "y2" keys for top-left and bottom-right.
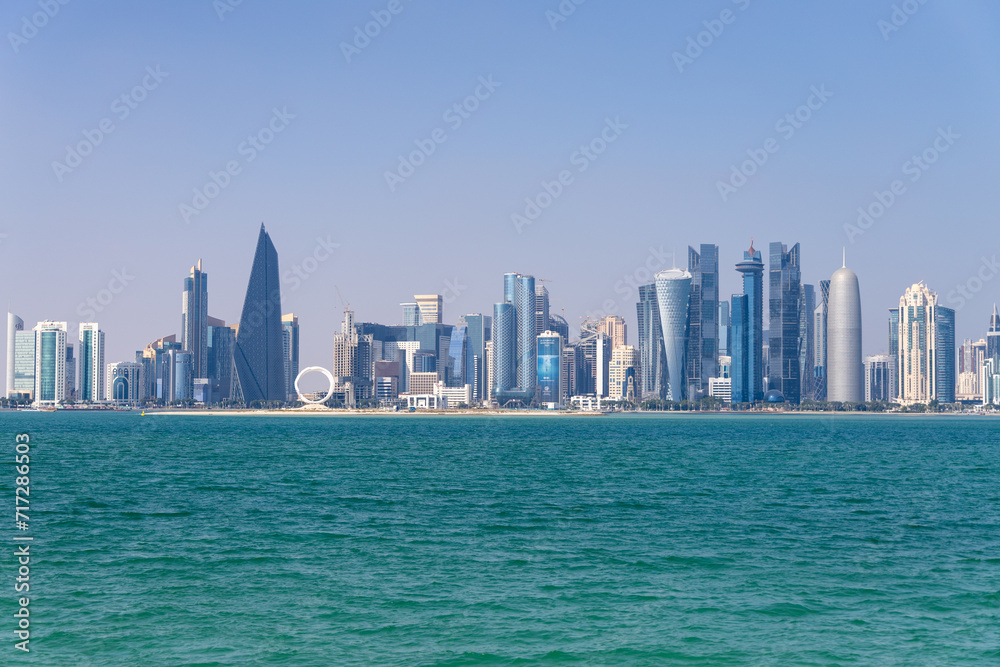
[
  {"x1": 535, "y1": 284, "x2": 550, "y2": 335},
  {"x1": 494, "y1": 273, "x2": 537, "y2": 402},
  {"x1": 888, "y1": 307, "x2": 900, "y2": 398},
  {"x1": 548, "y1": 313, "x2": 570, "y2": 341},
  {"x1": 536, "y1": 331, "x2": 562, "y2": 408},
  {"x1": 446, "y1": 325, "x2": 470, "y2": 388},
  {"x1": 561, "y1": 343, "x2": 577, "y2": 401},
  {"x1": 233, "y1": 225, "x2": 286, "y2": 404},
  {"x1": 988, "y1": 304, "x2": 1000, "y2": 366},
  {"x1": 33, "y1": 321, "x2": 67, "y2": 406},
  {"x1": 768, "y1": 242, "x2": 802, "y2": 403},
  {"x1": 595, "y1": 315, "x2": 627, "y2": 350},
  {"x1": 799, "y1": 283, "x2": 816, "y2": 400},
  {"x1": 414, "y1": 295, "x2": 443, "y2": 325},
  {"x1": 718, "y1": 301, "x2": 731, "y2": 357},
  {"x1": 864, "y1": 354, "x2": 894, "y2": 402},
  {"x1": 609, "y1": 344, "x2": 639, "y2": 402},
  {"x1": 492, "y1": 302, "x2": 515, "y2": 398},
  {"x1": 813, "y1": 279, "x2": 830, "y2": 401},
  {"x1": 168, "y1": 350, "x2": 194, "y2": 402},
  {"x1": 400, "y1": 302, "x2": 420, "y2": 326},
  {"x1": 6, "y1": 312, "x2": 23, "y2": 398},
  {"x1": 459, "y1": 314, "x2": 491, "y2": 403},
  {"x1": 654, "y1": 268, "x2": 692, "y2": 401},
  {"x1": 78, "y1": 322, "x2": 106, "y2": 402},
  {"x1": 636, "y1": 283, "x2": 665, "y2": 399},
  {"x1": 206, "y1": 318, "x2": 234, "y2": 402},
  {"x1": 107, "y1": 361, "x2": 145, "y2": 406},
  {"x1": 12, "y1": 329, "x2": 35, "y2": 400},
  {"x1": 687, "y1": 244, "x2": 719, "y2": 400},
  {"x1": 282, "y1": 313, "x2": 300, "y2": 402},
  {"x1": 332, "y1": 310, "x2": 374, "y2": 401},
  {"x1": 182, "y1": 259, "x2": 209, "y2": 378},
  {"x1": 734, "y1": 241, "x2": 765, "y2": 403},
  {"x1": 957, "y1": 338, "x2": 986, "y2": 401},
  {"x1": 65, "y1": 345, "x2": 75, "y2": 401},
  {"x1": 827, "y1": 259, "x2": 864, "y2": 403},
  {"x1": 985, "y1": 306, "x2": 1000, "y2": 406},
  {"x1": 894, "y1": 282, "x2": 955, "y2": 405}
]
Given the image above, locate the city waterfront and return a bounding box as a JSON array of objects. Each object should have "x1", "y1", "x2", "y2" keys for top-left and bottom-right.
[{"x1": 4, "y1": 413, "x2": 998, "y2": 664}]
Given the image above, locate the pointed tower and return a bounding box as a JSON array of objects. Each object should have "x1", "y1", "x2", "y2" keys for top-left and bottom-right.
[{"x1": 233, "y1": 225, "x2": 286, "y2": 404}]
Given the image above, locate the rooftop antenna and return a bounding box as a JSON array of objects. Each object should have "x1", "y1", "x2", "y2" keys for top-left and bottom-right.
[{"x1": 842, "y1": 247, "x2": 846, "y2": 269}]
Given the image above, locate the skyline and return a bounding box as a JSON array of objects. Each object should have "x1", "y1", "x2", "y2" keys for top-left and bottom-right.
[{"x1": 3, "y1": 1, "x2": 1000, "y2": 378}]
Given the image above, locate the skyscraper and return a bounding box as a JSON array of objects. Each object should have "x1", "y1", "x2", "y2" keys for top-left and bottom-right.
[
  {"x1": 864, "y1": 355, "x2": 894, "y2": 402},
  {"x1": 609, "y1": 344, "x2": 639, "y2": 401},
  {"x1": 233, "y1": 225, "x2": 286, "y2": 404},
  {"x1": 400, "y1": 302, "x2": 420, "y2": 326},
  {"x1": 768, "y1": 242, "x2": 802, "y2": 403},
  {"x1": 687, "y1": 244, "x2": 719, "y2": 400},
  {"x1": 536, "y1": 331, "x2": 562, "y2": 408},
  {"x1": 13, "y1": 328, "x2": 35, "y2": 401},
  {"x1": 730, "y1": 294, "x2": 749, "y2": 404},
  {"x1": 282, "y1": 313, "x2": 300, "y2": 402},
  {"x1": 735, "y1": 241, "x2": 765, "y2": 403},
  {"x1": 65, "y1": 345, "x2": 75, "y2": 401},
  {"x1": 6, "y1": 312, "x2": 23, "y2": 397},
  {"x1": 414, "y1": 295, "x2": 443, "y2": 325},
  {"x1": 460, "y1": 313, "x2": 491, "y2": 403},
  {"x1": 827, "y1": 259, "x2": 863, "y2": 403},
  {"x1": 78, "y1": 322, "x2": 106, "y2": 402},
  {"x1": 636, "y1": 283, "x2": 666, "y2": 399},
  {"x1": 182, "y1": 259, "x2": 209, "y2": 379},
  {"x1": 813, "y1": 279, "x2": 830, "y2": 401},
  {"x1": 894, "y1": 282, "x2": 955, "y2": 405},
  {"x1": 492, "y1": 302, "x2": 515, "y2": 398},
  {"x1": 799, "y1": 283, "x2": 815, "y2": 400},
  {"x1": 988, "y1": 304, "x2": 1000, "y2": 365},
  {"x1": 595, "y1": 315, "x2": 627, "y2": 350},
  {"x1": 207, "y1": 317, "x2": 234, "y2": 402},
  {"x1": 535, "y1": 284, "x2": 550, "y2": 335},
  {"x1": 718, "y1": 301, "x2": 731, "y2": 357},
  {"x1": 495, "y1": 273, "x2": 537, "y2": 402},
  {"x1": 654, "y1": 268, "x2": 692, "y2": 401},
  {"x1": 33, "y1": 321, "x2": 68, "y2": 406}
]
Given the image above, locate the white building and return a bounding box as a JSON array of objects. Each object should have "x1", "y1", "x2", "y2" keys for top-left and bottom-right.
[
  {"x1": 107, "y1": 362, "x2": 145, "y2": 406},
  {"x1": 709, "y1": 377, "x2": 732, "y2": 404},
  {"x1": 78, "y1": 322, "x2": 106, "y2": 402},
  {"x1": 434, "y1": 382, "x2": 473, "y2": 407}
]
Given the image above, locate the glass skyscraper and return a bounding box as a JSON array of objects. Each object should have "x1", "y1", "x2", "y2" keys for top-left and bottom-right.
[
  {"x1": 814, "y1": 279, "x2": 830, "y2": 401},
  {"x1": 492, "y1": 302, "x2": 515, "y2": 397},
  {"x1": 935, "y1": 306, "x2": 956, "y2": 404},
  {"x1": 78, "y1": 322, "x2": 105, "y2": 402},
  {"x1": 654, "y1": 268, "x2": 693, "y2": 401},
  {"x1": 799, "y1": 283, "x2": 815, "y2": 401},
  {"x1": 687, "y1": 244, "x2": 719, "y2": 400},
  {"x1": 735, "y1": 241, "x2": 765, "y2": 403},
  {"x1": 282, "y1": 314, "x2": 300, "y2": 401},
  {"x1": 33, "y1": 321, "x2": 67, "y2": 405},
  {"x1": 495, "y1": 273, "x2": 537, "y2": 402},
  {"x1": 233, "y1": 225, "x2": 287, "y2": 404},
  {"x1": 731, "y1": 295, "x2": 749, "y2": 404},
  {"x1": 768, "y1": 242, "x2": 802, "y2": 403},
  {"x1": 536, "y1": 331, "x2": 562, "y2": 407},
  {"x1": 459, "y1": 314, "x2": 491, "y2": 403},
  {"x1": 636, "y1": 283, "x2": 666, "y2": 400},
  {"x1": 182, "y1": 259, "x2": 209, "y2": 379}
]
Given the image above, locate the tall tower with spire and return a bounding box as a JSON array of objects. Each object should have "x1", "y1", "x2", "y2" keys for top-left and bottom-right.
[
  {"x1": 733, "y1": 240, "x2": 765, "y2": 403},
  {"x1": 827, "y1": 253, "x2": 863, "y2": 403}
]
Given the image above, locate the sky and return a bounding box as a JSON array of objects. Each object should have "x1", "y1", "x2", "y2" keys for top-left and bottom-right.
[{"x1": 2, "y1": 0, "x2": 999, "y2": 379}]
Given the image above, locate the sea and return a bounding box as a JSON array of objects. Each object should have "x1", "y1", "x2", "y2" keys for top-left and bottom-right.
[{"x1": 1, "y1": 412, "x2": 998, "y2": 665}]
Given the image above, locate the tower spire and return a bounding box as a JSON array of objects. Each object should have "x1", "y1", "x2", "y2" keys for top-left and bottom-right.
[{"x1": 842, "y1": 247, "x2": 846, "y2": 269}]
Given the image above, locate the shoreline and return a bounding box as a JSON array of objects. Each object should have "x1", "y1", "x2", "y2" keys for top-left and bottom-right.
[{"x1": 134, "y1": 409, "x2": 999, "y2": 417}]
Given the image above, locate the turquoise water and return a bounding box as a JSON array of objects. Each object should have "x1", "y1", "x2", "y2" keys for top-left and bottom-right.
[{"x1": 2, "y1": 413, "x2": 999, "y2": 665}]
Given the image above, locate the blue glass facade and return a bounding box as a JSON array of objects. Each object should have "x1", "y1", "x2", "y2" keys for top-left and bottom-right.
[
  {"x1": 636, "y1": 283, "x2": 666, "y2": 399},
  {"x1": 38, "y1": 331, "x2": 58, "y2": 402},
  {"x1": 935, "y1": 306, "x2": 955, "y2": 404},
  {"x1": 687, "y1": 244, "x2": 719, "y2": 399},
  {"x1": 182, "y1": 261, "x2": 209, "y2": 378},
  {"x1": 730, "y1": 294, "x2": 749, "y2": 404},
  {"x1": 536, "y1": 334, "x2": 561, "y2": 405},
  {"x1": 492, "y1": 302, "x2": 515, "y2": 395},
  {"x1": 736, "y1": 243, "x2": 765, "y2": 403},
  {"x1": 654, "y1": 269, "x2": 692, "y2": 401},
  {"x1": 233, "y1": 225, "x2": 287, "y2": 404},
  {"x1": 768, "y1": 242, "x2": 801, "y2": 404}
]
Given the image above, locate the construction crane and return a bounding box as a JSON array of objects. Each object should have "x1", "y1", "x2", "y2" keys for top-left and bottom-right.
[{"x1": 335, "y1": 285, "x2": 350, "y2": 314}]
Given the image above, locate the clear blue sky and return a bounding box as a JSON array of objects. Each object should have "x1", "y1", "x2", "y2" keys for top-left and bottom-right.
[{"x1": 2, "y1": 0, "x2": 999, "y2": 375}]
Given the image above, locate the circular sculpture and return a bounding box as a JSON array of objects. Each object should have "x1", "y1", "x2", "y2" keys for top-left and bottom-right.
[{"x1": 294, "y1": 367, "x2": 336, "y2": 404}]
